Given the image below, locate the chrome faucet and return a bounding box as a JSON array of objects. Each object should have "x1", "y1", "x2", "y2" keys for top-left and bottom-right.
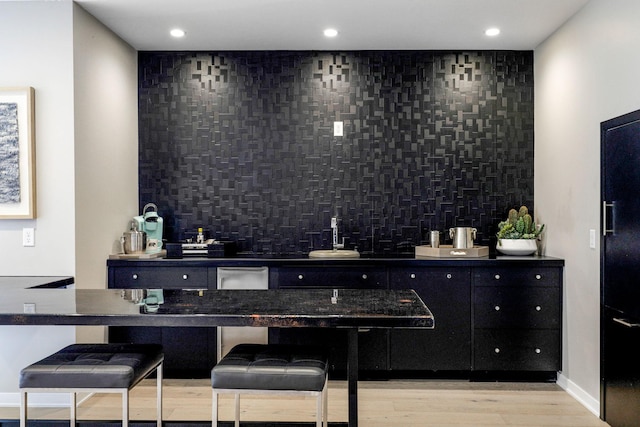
[{"x1": 331, "y1": 217, "x2": 344, "y2": 250}]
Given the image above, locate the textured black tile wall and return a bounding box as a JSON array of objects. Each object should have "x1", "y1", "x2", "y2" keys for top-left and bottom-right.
[{"x1": 138, "y1": 51, "x2": 534, "y2": 256}]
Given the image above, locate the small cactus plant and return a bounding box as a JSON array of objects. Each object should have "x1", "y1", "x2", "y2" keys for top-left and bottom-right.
[{"x1": 497, "y1": 205, "x2": 544, "y2": 240}]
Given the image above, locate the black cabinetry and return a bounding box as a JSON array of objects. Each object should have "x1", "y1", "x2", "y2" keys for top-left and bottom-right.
[
  {"x1": 472, "y1": 267, "x2": 562, "y2": 375},
  {"x1": 269, "y1": 265, "x2": 388, "y2": 376},
  {"x1": 107, "y1": 264, "x2": 216, "y2": 378},
  {"x1": 389, "y1": 268, "x2": 471, "y2": 372},
  {"x1": 107, "y1": 257, "x2": 563, "y2": 380}
]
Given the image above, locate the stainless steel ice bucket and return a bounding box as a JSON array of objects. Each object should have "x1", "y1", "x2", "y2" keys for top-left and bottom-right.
[{"x1": 449, "y1": 227, "x2": 477, "y2": 249}]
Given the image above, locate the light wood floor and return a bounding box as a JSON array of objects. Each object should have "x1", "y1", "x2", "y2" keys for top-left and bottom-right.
[{"x1": 1, "y1": 379, "x2": 609, "y2": 427}]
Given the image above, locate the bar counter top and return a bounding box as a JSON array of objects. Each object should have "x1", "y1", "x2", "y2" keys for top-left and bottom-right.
[{"x1": 0, "y1": 277, "x2": 433, "y2": 329}]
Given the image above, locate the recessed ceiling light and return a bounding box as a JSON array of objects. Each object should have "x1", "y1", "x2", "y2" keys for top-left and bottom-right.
[
  {"x1": 323, "y1": 28, "x2": 338, "y2": 38},
  {"x1": 485, "y1": 28, "x2": 500, "y2": 37},
  {"x1": 170, "y1": 28, "x2": 186, "y2": 38}
]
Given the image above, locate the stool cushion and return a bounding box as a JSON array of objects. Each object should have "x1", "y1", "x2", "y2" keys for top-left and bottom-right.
[
  {"x1": 19, "y1": 343, "x2": 163, "y2": 389},
  {"x1": 211, "y1": 344, "x2": 328, "y2": 392}
]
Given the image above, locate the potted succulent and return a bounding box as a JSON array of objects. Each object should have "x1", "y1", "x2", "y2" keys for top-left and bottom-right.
[{"x1": 496, "y1": 205, "x2": 544, "y2": 255}]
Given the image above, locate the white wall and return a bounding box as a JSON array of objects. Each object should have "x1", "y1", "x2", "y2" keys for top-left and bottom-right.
[
  {"x1": 0, "y1": 1, "x2": 76, "y2": 274},
  {"x1": 535, "y1": 0, "x2": 640, "y2": 415},
  {"x1": 0, "y1": 0, "x2": 138, "y2": 401},
  {"x1": 72, "y1": 2, "x2": 138, "y2": 343},
  {"x1": 73, "y1": 3, "x2": 138, "y2": 289},
  {"x1": 0, "y1": 0, "x2": 76, "y2": 403}
]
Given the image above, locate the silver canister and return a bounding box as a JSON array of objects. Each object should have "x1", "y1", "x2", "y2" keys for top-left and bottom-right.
[
  {"x1": 430, "y1": 231, "x2": 440, "y2": 248},
  {"x1": 122, "y1": 221, "x2": 147, "y2": 254},
  {"x1": 449, "y1": 227, "x2": 477, "y2": 249}
]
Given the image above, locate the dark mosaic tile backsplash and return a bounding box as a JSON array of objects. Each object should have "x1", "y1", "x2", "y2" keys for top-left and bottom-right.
[{"x1": 138, "y1": 51, "x2": 534, "y2": 256}]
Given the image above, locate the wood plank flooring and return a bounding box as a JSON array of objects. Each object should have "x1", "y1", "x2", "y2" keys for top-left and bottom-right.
[{"x1": 1, "y1": 379, "x2": 609, "y2": 427}]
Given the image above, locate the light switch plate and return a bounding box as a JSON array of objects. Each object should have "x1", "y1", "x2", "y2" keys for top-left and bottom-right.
[
  {"x1": 333, "y1": 121, "x2": 343, "y2": 137},
  {"x1": 589, "y1": 229, "x2": 596, "y2": 249}
]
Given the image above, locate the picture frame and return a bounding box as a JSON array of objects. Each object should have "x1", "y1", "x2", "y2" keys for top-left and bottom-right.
[{"x1": 0, "y1": 87, "x2": 36, "y2": 219}]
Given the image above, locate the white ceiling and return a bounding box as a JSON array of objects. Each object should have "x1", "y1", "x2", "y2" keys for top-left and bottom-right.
[{"x1": 74, "y1": 0, "x2": 590, "y2": 51}]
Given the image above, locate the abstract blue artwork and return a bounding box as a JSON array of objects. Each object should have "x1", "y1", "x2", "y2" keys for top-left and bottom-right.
[{"x1": 0, "y1": 102, "x2": 20, "y2": 204}]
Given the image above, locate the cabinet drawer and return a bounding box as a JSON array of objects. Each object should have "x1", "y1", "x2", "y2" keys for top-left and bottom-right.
[
  {"x1": 474, "y1": 286, "x2": 560, "y2": 328},
  {"x1": 274, "y1": 267, "x2": 387, "y2": 289},
  {"x1": 390, "y1": 268, "x2": 470, "y2": 287},
  {"x1": 474, "y1": 329, "x2": 560, "y2": 371},
  {"x1": 473, "y1": 268, "x2": 560, "y2": 287},
  {"x1": 111, "y1": 267, "x2": 210, "y2": 289}
]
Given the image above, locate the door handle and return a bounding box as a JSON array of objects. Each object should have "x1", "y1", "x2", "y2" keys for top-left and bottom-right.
[
  {"x1": 613, "y1": 317, "x2": 640, "y2": 328},
  {"x1": 603, "y1": 201, "x2": 615, "y2": 236}
]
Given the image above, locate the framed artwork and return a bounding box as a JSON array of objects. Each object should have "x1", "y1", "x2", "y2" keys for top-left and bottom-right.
[{"x1": 0, "y1": 87, "x2": 36, "y2": 219}]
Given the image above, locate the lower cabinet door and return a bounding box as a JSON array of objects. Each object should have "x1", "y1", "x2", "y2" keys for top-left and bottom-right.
[
  {"x1": 474, "y1": 329, "x2": 560, "y2": 371},
  {"x1": 601, "y1": 309, "x2": 640, "y2": 427},
  {"x1": 389, "y1": 268, "x2": 471, "y2": 371},
  {"x1": 109, "y1": 326, "x2": 216, "y2": 378},
  {"x1": 268, "y1": 328, "x2": 388, "y2": 376}
]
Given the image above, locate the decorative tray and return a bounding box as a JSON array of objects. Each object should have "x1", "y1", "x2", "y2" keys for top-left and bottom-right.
[
  {"x1": 109, "y1": 250, "x2": 166, "y2": 260},
  {"x1": 415, "y1": 245, "x2": 489, "y2": 258}
]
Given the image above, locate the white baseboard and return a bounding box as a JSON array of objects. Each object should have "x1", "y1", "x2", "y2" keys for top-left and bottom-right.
[
  {"x1": 0, "y1": 392, "x2": 93, "y2": 408},
  {"x1": 557, "y1": 372, "x2": 601, "y2": 417}
]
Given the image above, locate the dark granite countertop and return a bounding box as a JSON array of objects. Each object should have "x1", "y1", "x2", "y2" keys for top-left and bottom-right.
[{"x1": 0, "y1": 284, "x2": 433, "y2": 329}]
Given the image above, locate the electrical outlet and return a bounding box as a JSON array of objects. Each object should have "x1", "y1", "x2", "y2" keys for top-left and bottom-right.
[
  {"x1": 333, "y1": 121, "x2": 343, "y2": 137},
  {"x1": 23, "y1": 228, "x2": 35, "y2": 247},
  {"x1": 23, "y1": 303, "x2": 36, "y2": 314},
  {"x1": 589, "y1": 229, "x2": 596, "y2": 249}
]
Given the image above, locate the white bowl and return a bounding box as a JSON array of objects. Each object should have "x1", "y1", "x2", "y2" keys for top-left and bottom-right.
[{"x1": 496, "y1": 239, "x2": 538, "y2": 256}]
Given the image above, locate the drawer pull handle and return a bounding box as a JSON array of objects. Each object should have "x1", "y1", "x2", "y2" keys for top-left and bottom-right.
[
  {"x1": 494, "y1": 348, "x2": 500, "y2": 354},
  {"x1": 132, "y1": 274, "x2": 138, "y2": 280},
  {"x1": 535, "y1": 348, "x2": 541, "y2": 354},
  {"x1": 362, "y1": 274, "x2": 368, "y2": 280},
  {"x1": 410, "y1": 273, "x2": 416, "y2": 279},
  {"x1": 298, "y1": 274, "x2": 304, "y2": 280},
  {"x1": 536, "y1": 274, "x2": 542, "y2": 280},
  {"x1": 182, "y1": 274, "x2": 188, "y2": 280},
  {"x1": 494, "y1": 305, "x2": 500, "y2": 311},
  {"x1": 535, "y1": 305, "x2": 541, "y2": 311},
  {"x1": 494, "y1": 274, "x2": 501, "y2": 280},
  {"x1": 446, "y1": 273, "x2": 452, "y2": 279}
]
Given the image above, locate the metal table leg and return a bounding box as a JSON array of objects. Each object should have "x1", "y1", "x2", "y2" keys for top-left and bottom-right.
[{"x1": 347, "y1": 328, "x2": 358, "y2": 427}]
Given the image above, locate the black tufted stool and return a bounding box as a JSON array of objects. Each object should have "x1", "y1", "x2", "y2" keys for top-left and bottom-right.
[
  {"x1": 211, "y1": 344, "x2": 329, "y2": 427},
  {"x1": 19, "y1": 343, "x2": 163, "y2": 427}
]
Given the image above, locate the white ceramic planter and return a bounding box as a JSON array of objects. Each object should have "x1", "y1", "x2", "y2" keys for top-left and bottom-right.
[{"x1": 496, "y1": 239, "x2": 538, "y2": 256}]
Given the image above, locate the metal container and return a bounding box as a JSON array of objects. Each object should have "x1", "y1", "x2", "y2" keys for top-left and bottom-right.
[
  {"x1": 430, "y1": 231, "x2": 441, "y2": 248},
  {"x1": 122, "y1": 221, "x2": 147, "y2": 254},
  {"x1": 449, "y1": 227, "x2": 477, "y2": 249}
]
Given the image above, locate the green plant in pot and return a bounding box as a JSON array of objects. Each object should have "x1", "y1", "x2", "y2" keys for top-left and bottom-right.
[{"x1": 496, "y1": 205, "x2": 544, "y2": 255}]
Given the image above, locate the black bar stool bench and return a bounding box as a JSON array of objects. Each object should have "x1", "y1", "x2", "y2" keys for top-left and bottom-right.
[
  {"x1": 19, "y1": 343, "x2": 164, "y2": 427},
  {"x1": 211, "y1": 344, "x2": 329, "y2": 427}
]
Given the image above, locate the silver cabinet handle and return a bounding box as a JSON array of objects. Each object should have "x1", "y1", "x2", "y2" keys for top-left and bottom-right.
[
  {"x1": 536, "y1": 274, "x2": 542, "y2": 280},
  {"x1": 182, "y1": 274, "x2": 188, "y2": 280},
  {"x1": 535, "y1": 348, "x2": 541, "y2": 354},
  {"x1": 446, "y1": 273, "x2": 452, "y2": 279},
  {"x1": 494, "y1": 305, "x2": 500, "y2": 311},
  {"x1": 535, "y1": 305, "x2": 542, "y2": 311},
  {"x1": 132, "y1": 274, "x2": 138, "y2": 280},
  {"x1": 410, "y1": 273, "x2": 416, "y2": 279},
  {"x1": 362, "y1": 274, "x2": 368, "y2": 280},
  {"x1": 613, "y1": 317, "x2": 640, "y2": 328},
  {"x1": 494, "y1": 274, "x2": 501, "y2": 280},
  {"x1": 494, "y1": 348, "x2": 500, "y2": 353},
  {"x1": 298, "y1": 274, "x2": 304, "y2": 280}
]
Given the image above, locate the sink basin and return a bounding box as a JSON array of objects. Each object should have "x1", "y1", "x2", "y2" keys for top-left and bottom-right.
[{"x1": 308, "y1": 249, "x2": 360, "y2": 259}]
